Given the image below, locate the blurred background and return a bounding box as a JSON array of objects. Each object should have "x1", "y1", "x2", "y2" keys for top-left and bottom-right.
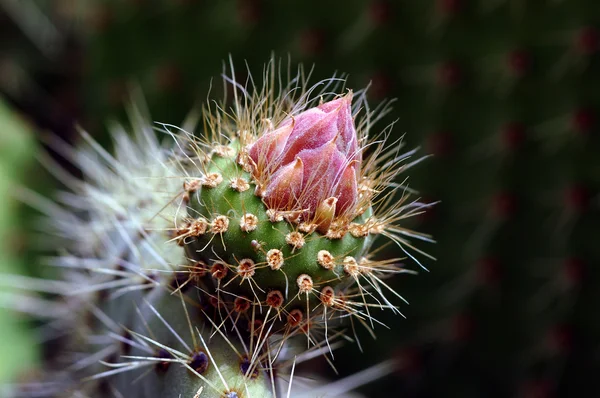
[{"x1": 1, "y1": 0, "x2": 600, "y2": 396}]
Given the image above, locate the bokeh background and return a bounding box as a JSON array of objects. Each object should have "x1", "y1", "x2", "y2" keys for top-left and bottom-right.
[{"x1": 2, "y1": 1, "x2": 600, "y2": 396}]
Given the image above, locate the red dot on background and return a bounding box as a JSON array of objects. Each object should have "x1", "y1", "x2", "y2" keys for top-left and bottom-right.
[
  {"x1": 436, "y1": 61, "x2": 462, "y2": 88},
  {"x1": 492, "y1": 192, "x2": 517, "y2": 219},
  {"x1": 393, "y1": 347, "x2": 422, "y2": 374},
  {"x1": 437, "y1": 0, "x2": 462, "y2": 16},
  {"x1": 369, "y1": 0, "x2": 392, "y2": 26},
  {"x1": 237, "y1": 0, "x2": 261, "y2": 26},
  {"x1": 563, "y1": 257, "x2": 585, "y2": 286},
  {"x1": 155, "y1": 64, "x2": 182, "y2": 93},
  {"x1": 477, "y1": 257, "x2": 501, "y2": 286},
  {"x1": 564, "y1": 184, "x2": 590, "y2": 212},
  {"x1": 550, "y1": 324, "x2": 573, "y2": 353},
  {"x1": 507, "y1": 49, "x2": 531, "y2": 77},
  {"x1": 299, "y1": 28, "x2": 326, "y2": 57},
  {"x1": 520, "y1": 379, "x2": 555, "y2": 398},
  {"x1": 500, "y1": 122, "x2": 526, "y2": 151},
  {"x1": 91, "y1": 5, "x2": 113, "y2": 33},
  {"x1": 107, "y1": 79, "x2": 127, "y2": 107},
  {"x1": 571, "y1": 108, "x2": 595, "y2": 134},
  {"x1": 451, "y1": 314, "x2": 474, "y2": 342},
  {"x1": 368, "y1": 72, "x2": 393, "y2": 100},
  {"x1": 426, "y1": 131, "x2": 454, "y2": 156},
  {"x1": 575, "y1": 26, "x2": 599, "y2": 55}
]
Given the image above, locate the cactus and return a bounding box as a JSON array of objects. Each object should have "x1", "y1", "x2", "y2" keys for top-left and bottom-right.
[
  {"x1": 180, "y1": 86, "x2": 419, "y2": 338},
  {"x1": 3, "y1": 60, "x2": 428, "y2": 397}
]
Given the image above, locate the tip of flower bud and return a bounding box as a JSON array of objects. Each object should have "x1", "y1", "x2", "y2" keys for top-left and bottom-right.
[
  {"x1": 317, "y1": 90, "x2": 353, "y2": 113},
  {"x1": 248, "y1": 91, "x2": 362, "y2": 230}
]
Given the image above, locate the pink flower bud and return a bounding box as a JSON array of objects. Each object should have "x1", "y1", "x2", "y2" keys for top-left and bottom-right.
[{"x1": 249, "y1": 92, "x2": 361, "y2": 224}]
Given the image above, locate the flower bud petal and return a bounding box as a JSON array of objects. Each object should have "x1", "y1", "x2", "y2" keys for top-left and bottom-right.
[
  {"x1": 280, "y1": 92, "x2": 358, "y2": 165},
  {"x1": 334, "y1": 163, "x2": 358, "y2": 216},
  {"x1": 317, "y1": 92, "x2": 358, "y2": 161},
  {"x1": 296, "y1": 140, "x2": 346, "y2": 215},
  {"x1": 263, "y1": 157, "x2": 304, "y2": 210},
  {"x1": 248, "y1": 122, "x2": 294, "y2": 173},
  {"x1": 278, "y1": 110, "x2": 338, "y2": 165}
]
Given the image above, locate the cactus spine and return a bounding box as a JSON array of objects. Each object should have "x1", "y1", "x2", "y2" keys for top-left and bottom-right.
[{"x1": 6, "y1": 60, "x2": 430, "y2": 397}]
